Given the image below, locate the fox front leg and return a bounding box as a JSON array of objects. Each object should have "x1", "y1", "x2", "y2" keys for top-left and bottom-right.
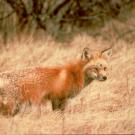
[{"x1": 51, "y1": 98, "x2": 67, "y2": 111}]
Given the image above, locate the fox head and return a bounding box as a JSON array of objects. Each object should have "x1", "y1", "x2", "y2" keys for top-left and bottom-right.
[{"x1": 81, "y1": 47, "x2": 112, "y2": 82}]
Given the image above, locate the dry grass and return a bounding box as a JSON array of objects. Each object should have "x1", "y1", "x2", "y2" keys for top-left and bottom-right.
[{"x1": 0, "y1": 32, "x2": 135, "y2": 135}]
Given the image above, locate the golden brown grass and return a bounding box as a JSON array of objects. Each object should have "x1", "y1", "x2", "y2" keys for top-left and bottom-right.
[{"x1": 0, "y1": 32, "x2": 135, "y2": 135}]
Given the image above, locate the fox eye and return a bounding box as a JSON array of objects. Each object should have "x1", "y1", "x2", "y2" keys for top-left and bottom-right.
[
  {"x1": 104, "y1": 67, "x2": 107, "y2": 71},
  {"x1": 99, "y1": 64, "x2": 102, "y2": 67}
]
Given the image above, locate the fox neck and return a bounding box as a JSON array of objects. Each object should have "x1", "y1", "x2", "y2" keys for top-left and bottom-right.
[{"x1": 84, "y1": 73, "x2": 93, "y2": 88}]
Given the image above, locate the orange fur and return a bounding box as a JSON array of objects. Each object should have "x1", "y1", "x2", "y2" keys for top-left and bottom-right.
[
  {"x1": 0, "y1": 48, "x2": 110, "y2": 116},
  {"x1": 0, "y1": 59, "x2": 88, "y2": 115},
  {"x1": 19, "y1": 60, "x2": 84, "y2": 102}
]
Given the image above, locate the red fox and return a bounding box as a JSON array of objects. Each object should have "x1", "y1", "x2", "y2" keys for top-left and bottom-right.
[{"x1": 0, "y1": 47, "x2": 111, "y2": 116}]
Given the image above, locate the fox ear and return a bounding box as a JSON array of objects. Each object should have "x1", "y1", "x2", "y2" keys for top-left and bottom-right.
[
  {"x1": 101, "y1": 47, "x2": 112, "y2": 58},
  {"x1": 81, "y1": 47, "x2": 90, "y2": 62}
]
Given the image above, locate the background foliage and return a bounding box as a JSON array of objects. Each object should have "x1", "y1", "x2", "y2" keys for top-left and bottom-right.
[{"x1": 0, "y1": 0, "x2": 135, "y2": 42}]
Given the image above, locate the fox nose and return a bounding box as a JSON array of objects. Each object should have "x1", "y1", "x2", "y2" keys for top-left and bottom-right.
[{"x1": 103, "y1": 76, "x2": 107, "y2": 80}]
